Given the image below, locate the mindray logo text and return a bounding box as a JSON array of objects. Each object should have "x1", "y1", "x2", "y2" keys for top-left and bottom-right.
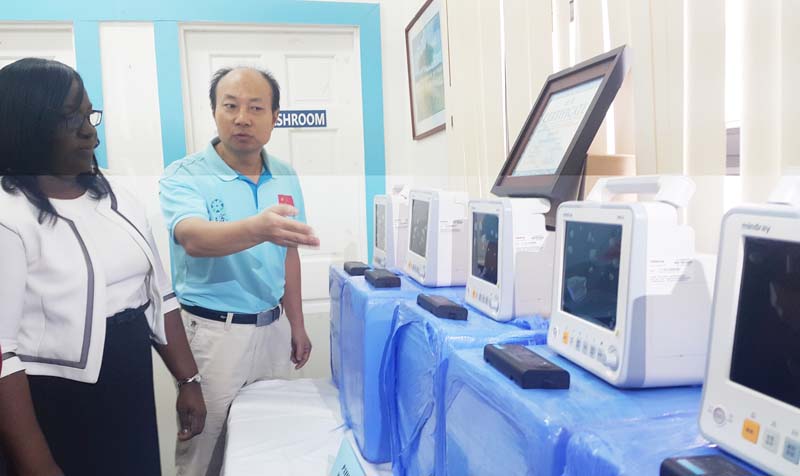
[{"x1": 742, "y1": 222, "x2": 771, "y2": 234}]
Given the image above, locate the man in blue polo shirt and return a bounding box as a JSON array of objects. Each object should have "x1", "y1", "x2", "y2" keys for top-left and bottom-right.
[{"x1": 159, "y1": 67, "x2": 320, "y2": 476}]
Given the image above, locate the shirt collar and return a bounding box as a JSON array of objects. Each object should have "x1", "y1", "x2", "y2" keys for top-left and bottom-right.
[{"x1": 206, "y1": 137, "x2": 272, "y2": 183}]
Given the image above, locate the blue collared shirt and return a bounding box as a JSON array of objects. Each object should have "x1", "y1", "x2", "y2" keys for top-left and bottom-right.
[{"x1": 159, "y1": 138, "x2": 306, "y2": 313}]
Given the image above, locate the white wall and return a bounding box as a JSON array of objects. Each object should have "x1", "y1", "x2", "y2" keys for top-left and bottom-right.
[
  {"x1": 316, "y1": 0, "x2": 450, "y2": 192},
  {"x1": 380, "y1": 1, "x2": 450, "y2": 192},
  {"x1": 96, "y1": 21, "x2": 179, "y2": 475}
]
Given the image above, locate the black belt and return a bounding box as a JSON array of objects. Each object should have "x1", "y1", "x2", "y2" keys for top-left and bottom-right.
[
  {"x1": 182, "y1": 304, "x2": 281, "y2": 326},
  {"x1": 108, "y1": 301, "x2": 151, "y2": 324}
]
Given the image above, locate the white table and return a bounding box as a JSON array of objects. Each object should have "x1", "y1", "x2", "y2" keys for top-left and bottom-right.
[{"x1": 222, "y1": 378, "x2": 392, "y2": 476}]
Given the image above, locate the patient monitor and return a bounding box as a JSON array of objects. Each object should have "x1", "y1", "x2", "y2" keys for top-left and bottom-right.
[
  {"x1": 547, "y1": 176, "x2": 716, "y2": 387},
  {"x1": 404, "y1": 189, "x2": 469, "y2": 287},
  {"x1": 699, "y1": 176, "x2": 800, "y2": 475},
  {"x1": 466, "y1": 198, "x2": 555, "y2": 321},
  {"x1": 373, "y1": 185, "x2": 409, "y2": 271}
]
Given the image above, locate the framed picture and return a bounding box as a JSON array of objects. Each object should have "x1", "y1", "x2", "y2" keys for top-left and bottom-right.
[{"x1": 405, "y1": 0, "x2": 446, "y2": 140}]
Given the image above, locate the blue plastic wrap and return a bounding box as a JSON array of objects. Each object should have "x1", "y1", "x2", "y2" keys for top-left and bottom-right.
[
  {"x1": 329, "y1": 265, "x2": 352, "y2": 389},
  {"x1": 562, "y1": 416, "x2": 705, "y2": 476},
  {"x1": 339, "y1": 274, "x2": 465, "y2": 463},
  {"x1": 383, "y1": 302, "x2": 549, "y2": 476},
  {"x1": 441, "y1": 346, "x2": 703, "y2": 476},
  {"x1": 405, "y1": 282, "x2": 467, "y2": 304},
  {"x1": 561, "y1": 416, "x2": 768, "y2": 476}
]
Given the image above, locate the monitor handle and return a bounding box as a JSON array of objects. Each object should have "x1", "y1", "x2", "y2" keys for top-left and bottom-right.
[
  {"x1": 768, "y1": 174, "x2": 800, "y2": 207},
  {"x1": 390, "y1": 183, "x2": 410, "y2": 199},
  {"x1": 586, "y1": 175, "x2": 695, "y2": 209},
  {"x1": 521, "y1": 197, "x2": 552, "y2": 214}
]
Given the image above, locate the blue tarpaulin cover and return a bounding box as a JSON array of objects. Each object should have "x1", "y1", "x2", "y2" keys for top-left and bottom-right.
[
  {"x1": 339, "y1": 274, "x2": 466, "y2": 463},
  {"x1": 561, "y1": 416, "x2": 767, "y2": 476},
  {"x1": 329, "y1": 265, "x2": 352, "y2": 389},
  {"x1": 441, "y1": 346, "x2": 703, "y2": 476},
  {"x1": 562, "y1": 416, "x2": 704, "y2": 476},
  {"x1": 383, "y1": 302, "x2": 549, "y2": 476}
]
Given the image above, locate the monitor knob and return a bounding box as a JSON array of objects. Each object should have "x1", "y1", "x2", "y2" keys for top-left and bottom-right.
[{"x1": 603, "y1": 346, "x2": 619, "y2": 370}]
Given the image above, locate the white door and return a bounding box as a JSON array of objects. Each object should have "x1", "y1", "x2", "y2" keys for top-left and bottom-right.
[
  {"x1": 0, "y1": 23, "x2": 75, "y2": 68},
  {"x1": 180, "y1": 24, "x2": 367, "y2": 378}
]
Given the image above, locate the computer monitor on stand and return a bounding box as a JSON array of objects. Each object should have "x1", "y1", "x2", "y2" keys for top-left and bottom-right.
[{"x1": 469, "y1": 46, "x2": 630, "y2": 321}]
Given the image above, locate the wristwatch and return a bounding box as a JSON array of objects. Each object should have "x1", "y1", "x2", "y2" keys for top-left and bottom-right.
[{"x1": 177, "y1": 373, "x2": 203, "y2": 388}]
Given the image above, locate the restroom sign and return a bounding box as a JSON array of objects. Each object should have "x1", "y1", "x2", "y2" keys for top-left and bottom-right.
[{"x1": 276, "y1": 109, "x2": 327, "y2": 128}]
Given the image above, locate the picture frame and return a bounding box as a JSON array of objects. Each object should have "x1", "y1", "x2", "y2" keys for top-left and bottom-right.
[{"x1": 405, "y1": 0, "x2": 446, "y2": 140}]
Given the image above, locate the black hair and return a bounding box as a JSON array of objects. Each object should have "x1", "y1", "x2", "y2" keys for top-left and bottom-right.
[
  {"x1": 209, "y1": 67, "x2": 281, "y2": 114},
  {"x1": 0, "y1": 58, "x2": 111, "y2": 224}
]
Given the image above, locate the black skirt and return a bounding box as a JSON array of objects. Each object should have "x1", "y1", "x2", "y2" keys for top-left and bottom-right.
[{"x1": 27, "y1": 304, "x2": 161, "y2": 476}]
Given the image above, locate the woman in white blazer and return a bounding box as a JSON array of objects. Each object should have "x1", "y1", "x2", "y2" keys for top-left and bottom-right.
[{"x1": 0, "y1": 59, "x2": 206, "y2": 476}]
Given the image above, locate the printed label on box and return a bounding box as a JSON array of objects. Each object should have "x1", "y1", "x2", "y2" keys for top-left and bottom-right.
[
  {"x1": 330, "y1": 439, "x2": 366, "y2": 476},
  {"x1": 514, "y1": 234, "x2": 547, "y2": 253},
  {"x1": 647, "y1": 258, "x2": 694, "y2": 294}
]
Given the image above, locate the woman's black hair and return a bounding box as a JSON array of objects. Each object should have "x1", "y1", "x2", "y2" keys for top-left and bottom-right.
[{"x1": 0, "y1": 58, "x2": 111, "y2": 224}]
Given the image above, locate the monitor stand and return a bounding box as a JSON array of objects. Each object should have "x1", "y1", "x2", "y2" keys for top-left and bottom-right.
[{"x1": 544, "y1": 158, "x2": 587, "y2": 231}]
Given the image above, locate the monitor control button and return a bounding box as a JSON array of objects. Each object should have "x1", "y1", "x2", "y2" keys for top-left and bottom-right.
[
  {"x1": 782, "y1": 437, "x2": 800, "y2": 465},
  {"x1": 604, "y1": 346, "x2": 619, "y2": 370},
  {"x1": 763, "y1": 428, "x2": 780, "y2": 453},
  {"x1": 742, "y1": 418, "x2": 760, "y2": 444},
  {"x1": 712, "y1": 406, "x2": 727, "y2": 426}
]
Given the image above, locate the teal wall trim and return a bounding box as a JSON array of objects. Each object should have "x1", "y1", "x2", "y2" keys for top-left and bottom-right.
[
  {"x1": 153, "y1": 22, "x2": 187, "y2": 167},
  {"x1": 73, "y1": 21, "x2": 108, "y2": 168},
  {"x1": 0, "y1": 1, "x2": 386, "y2": 259},
  {"x1": 0, "y1": 1, "x2": 381, "y2": 24},
  {"x1": 359, "y1": 5, "x2": 385, "y2": 263}
]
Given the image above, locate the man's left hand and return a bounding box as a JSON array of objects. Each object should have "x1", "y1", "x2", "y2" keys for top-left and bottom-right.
[{"x1": 290, "y1": 327, "x2": 312, "y2": 369}]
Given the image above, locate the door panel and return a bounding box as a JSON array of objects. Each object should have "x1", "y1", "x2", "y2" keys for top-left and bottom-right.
[{"x1": 0, "y1": 23, "x2": 75, "y2": 68}]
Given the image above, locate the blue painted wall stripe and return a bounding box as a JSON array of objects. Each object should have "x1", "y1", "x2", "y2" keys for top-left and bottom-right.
[
  {"x1": 154, "y1": 22, "x2": 187, "y2": 167},
  {"x1": 0, "y1": 1, "x2": 376, "y2": 23},
  {"x1": 359, "y1": 5, "x2": 386, "y2": 264},
  {"x1": 0, "y1": 1, "x2": 386, "y2": 258},
  {"x1": 73, "y1": 21, "x2": 108, "y2": 168}
]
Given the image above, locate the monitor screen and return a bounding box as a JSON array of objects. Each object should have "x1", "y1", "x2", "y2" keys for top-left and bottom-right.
[
  {"x1": 730, "y1": 237, "x2": 800, "y2": 408},
  {"x1": 511, "y1": 77, "x2": 603, "y2": 177},
  {"x1": 375, "y1": 203, "x2": 386, "y2": 252},
  {"x1": 471, "y1": 212, "x2": 499, "y2": 285},
  {"x1": 561, "y1": 220, "x2": 623, "y2": 330},
  {"x1": 492, "y1": 46, "x2": 628, "y2": 231},
  {"x1": 410, "y1": 198, "x2": 430, "y2": 258}
]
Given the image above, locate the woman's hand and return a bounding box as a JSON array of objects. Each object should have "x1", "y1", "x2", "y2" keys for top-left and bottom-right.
[
  {"x1": 0, "y1": 372, "x2": 63, "y2": 476},
  {"x1": 176, "y1": 383, "x2": 206, "y2": 441},
  {"x1": 154, "y1": 310, "x2": 206, "y2": 441}
]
